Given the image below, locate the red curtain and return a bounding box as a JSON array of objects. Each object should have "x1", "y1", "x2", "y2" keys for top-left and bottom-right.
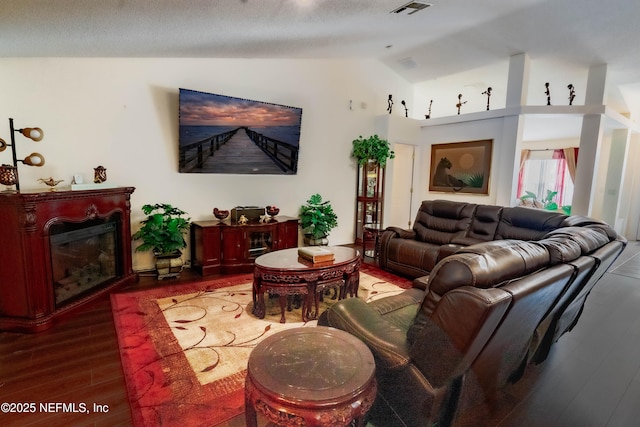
[{"x1": 552, "y1": 149, "x2": 566, "y2": 204}]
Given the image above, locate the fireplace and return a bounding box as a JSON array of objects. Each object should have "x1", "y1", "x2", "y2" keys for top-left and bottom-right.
[
  {"x1": 50, "y1": 219, "x2": 122, "y2": 307},
  {"x1": 0, "y1": 187, "x2": 136, "y2": 332}
]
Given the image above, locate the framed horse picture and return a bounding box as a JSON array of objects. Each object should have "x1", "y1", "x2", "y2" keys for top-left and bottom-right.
[{"x1": 429, "y1": 139, "x2": 493, "y2": 194}]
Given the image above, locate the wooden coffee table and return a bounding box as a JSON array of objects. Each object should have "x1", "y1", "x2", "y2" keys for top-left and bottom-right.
[
  {"x1": 245, "y1": 326, "x2": 377, "y2": 427},
  {"x1": 252, "y1": 246, "x2": 361, "y2": 323}
]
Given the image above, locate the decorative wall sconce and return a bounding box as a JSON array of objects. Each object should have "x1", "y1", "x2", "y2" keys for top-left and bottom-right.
[{"x1": 0, "y1": 118, "x2": 46, "y2": 191}]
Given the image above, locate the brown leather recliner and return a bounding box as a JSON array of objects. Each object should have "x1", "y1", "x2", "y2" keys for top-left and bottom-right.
[{"x1": 320, "y1": 239, "x2": 569, "y2": 426}]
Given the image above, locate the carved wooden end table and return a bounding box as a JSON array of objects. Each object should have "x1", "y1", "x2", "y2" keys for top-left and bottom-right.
[
  {"x1": 245, "y1": 327, "x2": 377, "y2": 427},
  {"x1": 252, "y1": 246, "x2": 361, "y2": 323}
]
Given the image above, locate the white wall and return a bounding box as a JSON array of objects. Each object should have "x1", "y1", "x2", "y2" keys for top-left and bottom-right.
[
  {"x1": 0, "y1": 58, "x2": 413, "y2": 270},
  {"x1": 416, "y1": 118, "x2": 512, "y2": 206}
]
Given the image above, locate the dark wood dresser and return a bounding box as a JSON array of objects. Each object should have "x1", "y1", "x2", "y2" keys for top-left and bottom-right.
[{"x1": 190, "y1": 216, "x2": 298, "y2": 276}]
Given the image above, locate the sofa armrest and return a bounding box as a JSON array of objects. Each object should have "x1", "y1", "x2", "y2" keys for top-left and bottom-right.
[
  {"x1": 379, "y1": 227, "x2": 417, "y2": 271},
  {"x1": 437, "y1": 243, "x2": 465, "y2": 262},
  {"x1": 385, "y1": 226, "x2": 416, "y2": 240},
  {"x1": 323, "y1": 297, "x2": 411, "y2": 370}
]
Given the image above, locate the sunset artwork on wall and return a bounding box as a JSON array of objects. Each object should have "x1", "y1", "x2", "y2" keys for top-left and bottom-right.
[
  {"x1": 429, "y1": 139, "x2": 493, "y2": 194},
  {"x1": 178, "y1": 88, "x2": 303, "y2": 175}
]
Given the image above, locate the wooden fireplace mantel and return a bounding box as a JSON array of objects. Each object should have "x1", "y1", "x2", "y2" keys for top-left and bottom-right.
[{"x1": 0, "y1": 186, "x2": 137, "y2": 333}]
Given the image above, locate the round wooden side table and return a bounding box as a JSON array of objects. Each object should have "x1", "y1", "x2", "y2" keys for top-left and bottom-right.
[{"x1": 245, "y1": 327, "x2": 377, "y2": 427}]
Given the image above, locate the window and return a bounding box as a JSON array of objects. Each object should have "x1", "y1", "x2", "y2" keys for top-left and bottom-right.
[{"x1": 518, "y1": 148, "x2": 578, "y2": 210}]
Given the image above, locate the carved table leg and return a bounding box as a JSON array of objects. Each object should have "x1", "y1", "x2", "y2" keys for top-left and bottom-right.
[
  {"x1": 278, "y1": 294, "x2": 288, "y2": 323},
  {"x1": 252, "y1": 277, "x2": 266, "y2": 319},
  {"x1": 345, "y1": 269, "x2": 360, "y2": 298},
  {"x1": 307, "y1": 280, "x2": 318, "y2": 320}
]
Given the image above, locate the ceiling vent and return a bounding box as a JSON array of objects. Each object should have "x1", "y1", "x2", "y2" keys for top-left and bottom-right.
[
  {"x1": 398, "y1": 57, "x2": 418, "y2": 69},
  {"x1": 391, "y1": 1, "x2": 432, "y2": 15}
]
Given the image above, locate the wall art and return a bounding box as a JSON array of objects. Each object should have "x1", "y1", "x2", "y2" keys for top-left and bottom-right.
[
  {"x1": 429, "y1": 139, "x2": 493, "y2": 194},
  {"x1": 178, "y1": 88, "x2": 302, "y2": 175}
]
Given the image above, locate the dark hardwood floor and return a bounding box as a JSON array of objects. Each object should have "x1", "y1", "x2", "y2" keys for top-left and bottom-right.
[{"x1": 1, "y1": 242, "x2": 640, "y2": 427}]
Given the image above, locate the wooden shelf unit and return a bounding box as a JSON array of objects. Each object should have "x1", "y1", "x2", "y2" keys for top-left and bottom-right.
[
  {"x1": 190, "y1": 216, "x2": 298, "y2": 276},
  {"x1": 355, "y1": 160, "x2": 385, "y2": 258}
]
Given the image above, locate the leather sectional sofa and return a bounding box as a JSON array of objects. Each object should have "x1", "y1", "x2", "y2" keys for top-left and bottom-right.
[{"x1": 319, "y1": 199, "x2": 626, "y2": 426}]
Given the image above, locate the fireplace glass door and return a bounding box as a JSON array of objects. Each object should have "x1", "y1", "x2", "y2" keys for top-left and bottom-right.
[{"x1": 49, "y1": 219, "x2": 121, "y2": 307}]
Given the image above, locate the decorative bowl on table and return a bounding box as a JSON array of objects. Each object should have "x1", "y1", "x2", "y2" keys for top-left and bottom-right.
[
  {"x1": 213, "y1": 208, "x2": 229, "y2": 221},
  {"x1": 266, "y1": 205, "x2": 280, "y2": 217}
]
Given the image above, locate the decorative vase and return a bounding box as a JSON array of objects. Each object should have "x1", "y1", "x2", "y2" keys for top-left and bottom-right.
[{"x1": 155, "y1": 251, "x2": 184, "y2": 280}]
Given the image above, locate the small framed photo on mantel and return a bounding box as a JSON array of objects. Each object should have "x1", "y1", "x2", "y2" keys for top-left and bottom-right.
[{"x1": 429, "y1": 139, "x2": 493, "y2": 194}]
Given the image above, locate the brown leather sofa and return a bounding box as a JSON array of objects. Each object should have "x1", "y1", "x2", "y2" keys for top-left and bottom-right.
[{"x1": 319, "y1": 200, "x2": 626, "y2": 426}]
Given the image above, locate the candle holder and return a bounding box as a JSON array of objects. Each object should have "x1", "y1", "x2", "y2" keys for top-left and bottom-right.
[{"x1": 0, "y1": 164, "x2": 17, "y2": 191}]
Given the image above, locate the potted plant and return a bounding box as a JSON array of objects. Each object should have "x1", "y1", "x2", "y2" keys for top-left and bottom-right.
[
  {"x1": 519, "y1": 190, "x2": 558, "y2": 211},
  {"x1": 351, "y1": 134, "x2": 395, "y2": 167},
  {"x1": 132, "y1": 203, "x2": 191, "y2": 279},
  {"x1": 299, "y1": 193, "x2": 338, "y2": 245}
]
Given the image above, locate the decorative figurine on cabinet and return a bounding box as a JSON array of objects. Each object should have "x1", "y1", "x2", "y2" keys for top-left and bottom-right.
[
  {"x1": 38, "y1": 177, "x2": 64, "y2": 191},
  {"x1": 94, "y1": 165, "x2": 107, "y2": 183},
  {"x1": 238, "y1": 214, "x2": 249, "y2": 225}
]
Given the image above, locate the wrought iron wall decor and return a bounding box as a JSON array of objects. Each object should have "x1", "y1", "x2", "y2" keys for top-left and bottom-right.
[
  {"x1": 545, "y1": 82, "x2": 552, "y2": 105},
  {"x1": 425, "y1": 100, "x2": 433, "y2": 119},
  {"x1": 482, "y1": 87, "x2": 492, "y2": 111},
  {"x1": 568, "y1": 84, "x2": 576, "y2": 105}
]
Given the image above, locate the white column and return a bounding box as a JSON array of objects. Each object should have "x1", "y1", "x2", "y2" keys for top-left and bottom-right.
[
  {"x1": 501, "y1": 53, "x2": 530, "y2": 205},
  {"x1": 601, "y1": 129, "x2": 631, "y2": 232},
  {"x1": 572, "y1": 64, "x2": 608, "y2": 216},
  {"x1": 505, "y1": 53, "x2": 530, "y2": 107}
]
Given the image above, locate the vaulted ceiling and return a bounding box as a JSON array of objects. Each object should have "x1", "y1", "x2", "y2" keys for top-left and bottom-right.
[{"x1": 2, "y1": 0, "x2": 639, "y2": 118}]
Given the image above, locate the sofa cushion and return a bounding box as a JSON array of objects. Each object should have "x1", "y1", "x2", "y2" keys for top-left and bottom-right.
[
  {"x1": 452, "y1": 204, "x2": 503, "y2": 245},
  {"x1": 413, "y1": 200, "x2": 476, "y2": 245},
  {"x1": 495, "y1": 206, "x2": 567, "y2": 241},
  {"x1": 407, "y1": 240, "x2": 550, "y2": 344},
  {"x1": 535, "y1": 236, "x2": 582, "y2": 265},
  {"x1": 368, "y1": 288, "x2": 424, "y2": 331},
  {"x1": 544, "y1": 226, "x2": 611, "y2": 254}
]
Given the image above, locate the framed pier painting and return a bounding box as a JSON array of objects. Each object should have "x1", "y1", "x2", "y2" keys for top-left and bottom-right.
[
  {"x1": 429, "y1": 139, "x2": 493, "y2": 194},
  {"x1": 178, "y1": 88, "x2": 303, "y2": 175}
]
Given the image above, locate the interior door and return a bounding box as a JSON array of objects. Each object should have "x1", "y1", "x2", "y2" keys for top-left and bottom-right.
[{"x1": 388, "y1": 143, "x2": 416, "y2": 228}]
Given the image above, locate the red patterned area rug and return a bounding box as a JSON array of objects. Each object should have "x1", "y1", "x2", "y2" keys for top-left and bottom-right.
[{"x1": 110, "y1": 264, "x2": 411, "y2": 427}]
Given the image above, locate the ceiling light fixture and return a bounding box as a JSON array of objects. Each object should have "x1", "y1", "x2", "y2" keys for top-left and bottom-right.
[{"x1": 391, "y1": 1, "x2": 432, "y2": 15}]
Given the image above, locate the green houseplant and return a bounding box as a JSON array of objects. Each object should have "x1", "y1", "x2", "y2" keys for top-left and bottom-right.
[
  {"x1": 519, "y1": 190, "x2": 558, "y2": 211},
  {"x1": 299, "y1": 193, "x2": 338, "y2": 245},
  {"x1": 351, "y1": 134, "x2": 395, "y2": 167},
  {"x1": 519, "y1": 190, "x2": 571, "y2": 214},
  {"x1": 132, "y1": 203, "x2": 191, "y2": 279}
]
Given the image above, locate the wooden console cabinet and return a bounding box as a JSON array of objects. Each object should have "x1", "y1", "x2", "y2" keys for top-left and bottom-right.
[
  {"x1": 0, "y1": 187, "x2": 137, "y2": 333},
  {"x1": 190, "y1": 216, "x2": 298, "y2": 276}
]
